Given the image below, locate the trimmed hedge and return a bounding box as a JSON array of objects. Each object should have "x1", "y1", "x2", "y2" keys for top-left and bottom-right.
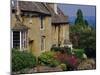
[{"x1": 12, "y1": 49, "x2": 36, "y2": 72}]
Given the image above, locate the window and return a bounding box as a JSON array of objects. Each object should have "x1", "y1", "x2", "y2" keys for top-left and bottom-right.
[
  {"x1": 41, "y1": 36, "x2": 45, "y2": 51},
  {"x1": 12, "y1": 31, "x2": 27, "y2": 50},
  {"x1": 40, "y1": 16, "x2": 44, "y2": 29},
  {"x1": 13, "y1": 31, "x2": 20, "y2": 48}
]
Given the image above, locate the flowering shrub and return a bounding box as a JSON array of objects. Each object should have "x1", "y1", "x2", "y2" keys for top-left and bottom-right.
[
  {"x1": 54, "y1": 52, "x2": 79, "y2": 70},
  {"x1": 67, "y1": 55, "x2": 78, "y2": 67}
]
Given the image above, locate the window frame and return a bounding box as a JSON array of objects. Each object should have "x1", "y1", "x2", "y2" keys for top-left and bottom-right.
[
  {"x1": 12, "y1": 30, "x2": 27, "y2": 51},
  {"x1": 41, "y1": 36, "x2": 45, "y2": 51},
  {"x1": 40, "y1": 16, "x2": 45, "y2": 30}
]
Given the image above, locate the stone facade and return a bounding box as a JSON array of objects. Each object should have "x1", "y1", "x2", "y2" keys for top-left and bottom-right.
[{"x1": 11, "y1": 1, "x2": 71, "y2": 56}]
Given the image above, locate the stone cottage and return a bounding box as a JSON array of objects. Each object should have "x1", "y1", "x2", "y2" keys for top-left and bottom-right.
[{"x1": 11, "y1": 1, "x2": 71, "y2": 56}]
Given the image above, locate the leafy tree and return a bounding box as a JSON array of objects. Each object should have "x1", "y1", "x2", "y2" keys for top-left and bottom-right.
[
  {"x1": 70, "y1": 9, "x2": 96, "y2": 58},
  {"x1": 70, "y1": 25, "x2": 96, "y2": 58}
]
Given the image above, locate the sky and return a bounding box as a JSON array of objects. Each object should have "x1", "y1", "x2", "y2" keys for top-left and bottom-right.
[{"x1": 58, "y1": 4, "x2": 96, "y2": 17}]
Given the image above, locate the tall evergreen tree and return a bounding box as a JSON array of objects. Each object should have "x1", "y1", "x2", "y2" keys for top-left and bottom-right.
[
  {"x1": 75, "y1": 9, "x2": 89, "y2": 27},
  {"x1": 84, "y1": 20, "x2": 89, "y2": 26}
]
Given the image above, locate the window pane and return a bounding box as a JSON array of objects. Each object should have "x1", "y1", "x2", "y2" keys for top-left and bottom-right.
[
  {"x1": 41, "y1": 36, "x2": 45, "y2": 50},
  {"x1": 13, "y1": 31, "x2": 20, "y2": 48},
  {"x1": 40, "y1": 16, "x2": 43, "y2": 29}
]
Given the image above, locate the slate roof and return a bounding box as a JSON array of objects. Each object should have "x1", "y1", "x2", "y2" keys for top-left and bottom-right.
[
  {"x1": 12, "y1": 1, "x2": 50, "y2": 15},
  {"x1": 44, "y1": 3, "x2": 69, "y2": 24},
  {"x1": 12, "y1": 1, "x2": 69, "y2": 24},
  {"x1": 52, "y1": 14, "x2": 68, "y2": 24}
]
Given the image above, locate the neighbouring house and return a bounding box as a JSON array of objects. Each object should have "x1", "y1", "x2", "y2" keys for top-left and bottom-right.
[{"x1": 11, "y1": 1, "x2": 72, "y2": 56}]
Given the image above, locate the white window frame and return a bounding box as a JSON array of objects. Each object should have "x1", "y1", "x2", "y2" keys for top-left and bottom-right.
[
  {"x1": 11, "y1": 31, "x2": 13, "y2": 48},
  {"x1": 20, "y1": 31, "x2": 22, "y2": 50},
  {"x1": 12, "y1": 30, "x2": 27, "y2": 51}
]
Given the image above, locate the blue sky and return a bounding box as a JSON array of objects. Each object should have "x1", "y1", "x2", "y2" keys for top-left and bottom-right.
[{"x1": 58, "y1": 4, "x2": 96, "y2": 17}]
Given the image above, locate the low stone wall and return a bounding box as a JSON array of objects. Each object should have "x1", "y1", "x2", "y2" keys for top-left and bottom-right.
[{"x1": 12, "y1": 66, "x2": 62, "y2": 74}]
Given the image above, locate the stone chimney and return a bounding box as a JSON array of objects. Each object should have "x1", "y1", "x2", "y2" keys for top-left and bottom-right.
[
  {"x1": 48, "y1": 3, "x2": 58, "y2": 14},
  {"x1": 16, "y1": 0, "x2": 20, "y2": 15}
]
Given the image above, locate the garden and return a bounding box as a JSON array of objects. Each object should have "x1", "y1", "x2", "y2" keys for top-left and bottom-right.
[
  {"x1": 12, "y1": 46, "x2": 96, "y2": 74},
  {"x1": 12, "y1": 9, "x2": 96, "y2": 74}
]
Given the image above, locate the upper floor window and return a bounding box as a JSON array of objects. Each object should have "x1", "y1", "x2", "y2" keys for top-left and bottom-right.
[{"x1": 40, "y1": 16, "x2": 44, "y2": 30}]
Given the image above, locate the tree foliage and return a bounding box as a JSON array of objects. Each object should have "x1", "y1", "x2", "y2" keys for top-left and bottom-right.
[
  {"x1": 70, "y1": 9, "x2": 96, "y2": 58},
  {"x1": 75, "y1": 9, "x2": 89, "y2": 27}
]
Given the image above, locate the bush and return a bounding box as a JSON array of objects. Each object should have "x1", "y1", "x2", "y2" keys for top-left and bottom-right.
[
  {"x1": 59, "y1": 63, "x2": 67, "y2": 71},
  {"x1": 12, "y1": 49, "x2": 36, "y2": 72},
  {"x1": 54, "y1": 52, "x2": 79, "y2": 70},
  {"x1": 51, "y1": 46, "x2": 72, "y2": 54},
  {"x1": 51, "y1": 46, "x2": 62, "y2": 52},
  {"x1": 38, "y1": 51, "x2": 60, "y2": 67},
  {"x1": 73, "y1": 49, "x2": 85, "y2": 59}
]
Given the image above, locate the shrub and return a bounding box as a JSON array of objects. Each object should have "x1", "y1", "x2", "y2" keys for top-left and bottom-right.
[
  {"x1": 51, "y1": 46, "x2": 62, "y2": 52},
  {"x1": 51, "y1": 46, "x2": 72, "y2": 54},
  {"x1": 73, "y1": 49, "x2": 85, "y2": 59},
  {"x1": 54, "y1": 52, "x2": 68, "y2": 63},
  {"x1": 54, "y1": 52, "x2": 79, "y2": 70},
  {"x1": 59, "y1": 63, "x2": 67, "y2": 71},
  {"x1": 12, "y1": 49, "x2": 36, "y2": 72},
  {"x1": 38, "y1": 51, "x2": 60, "y2": 67}
]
